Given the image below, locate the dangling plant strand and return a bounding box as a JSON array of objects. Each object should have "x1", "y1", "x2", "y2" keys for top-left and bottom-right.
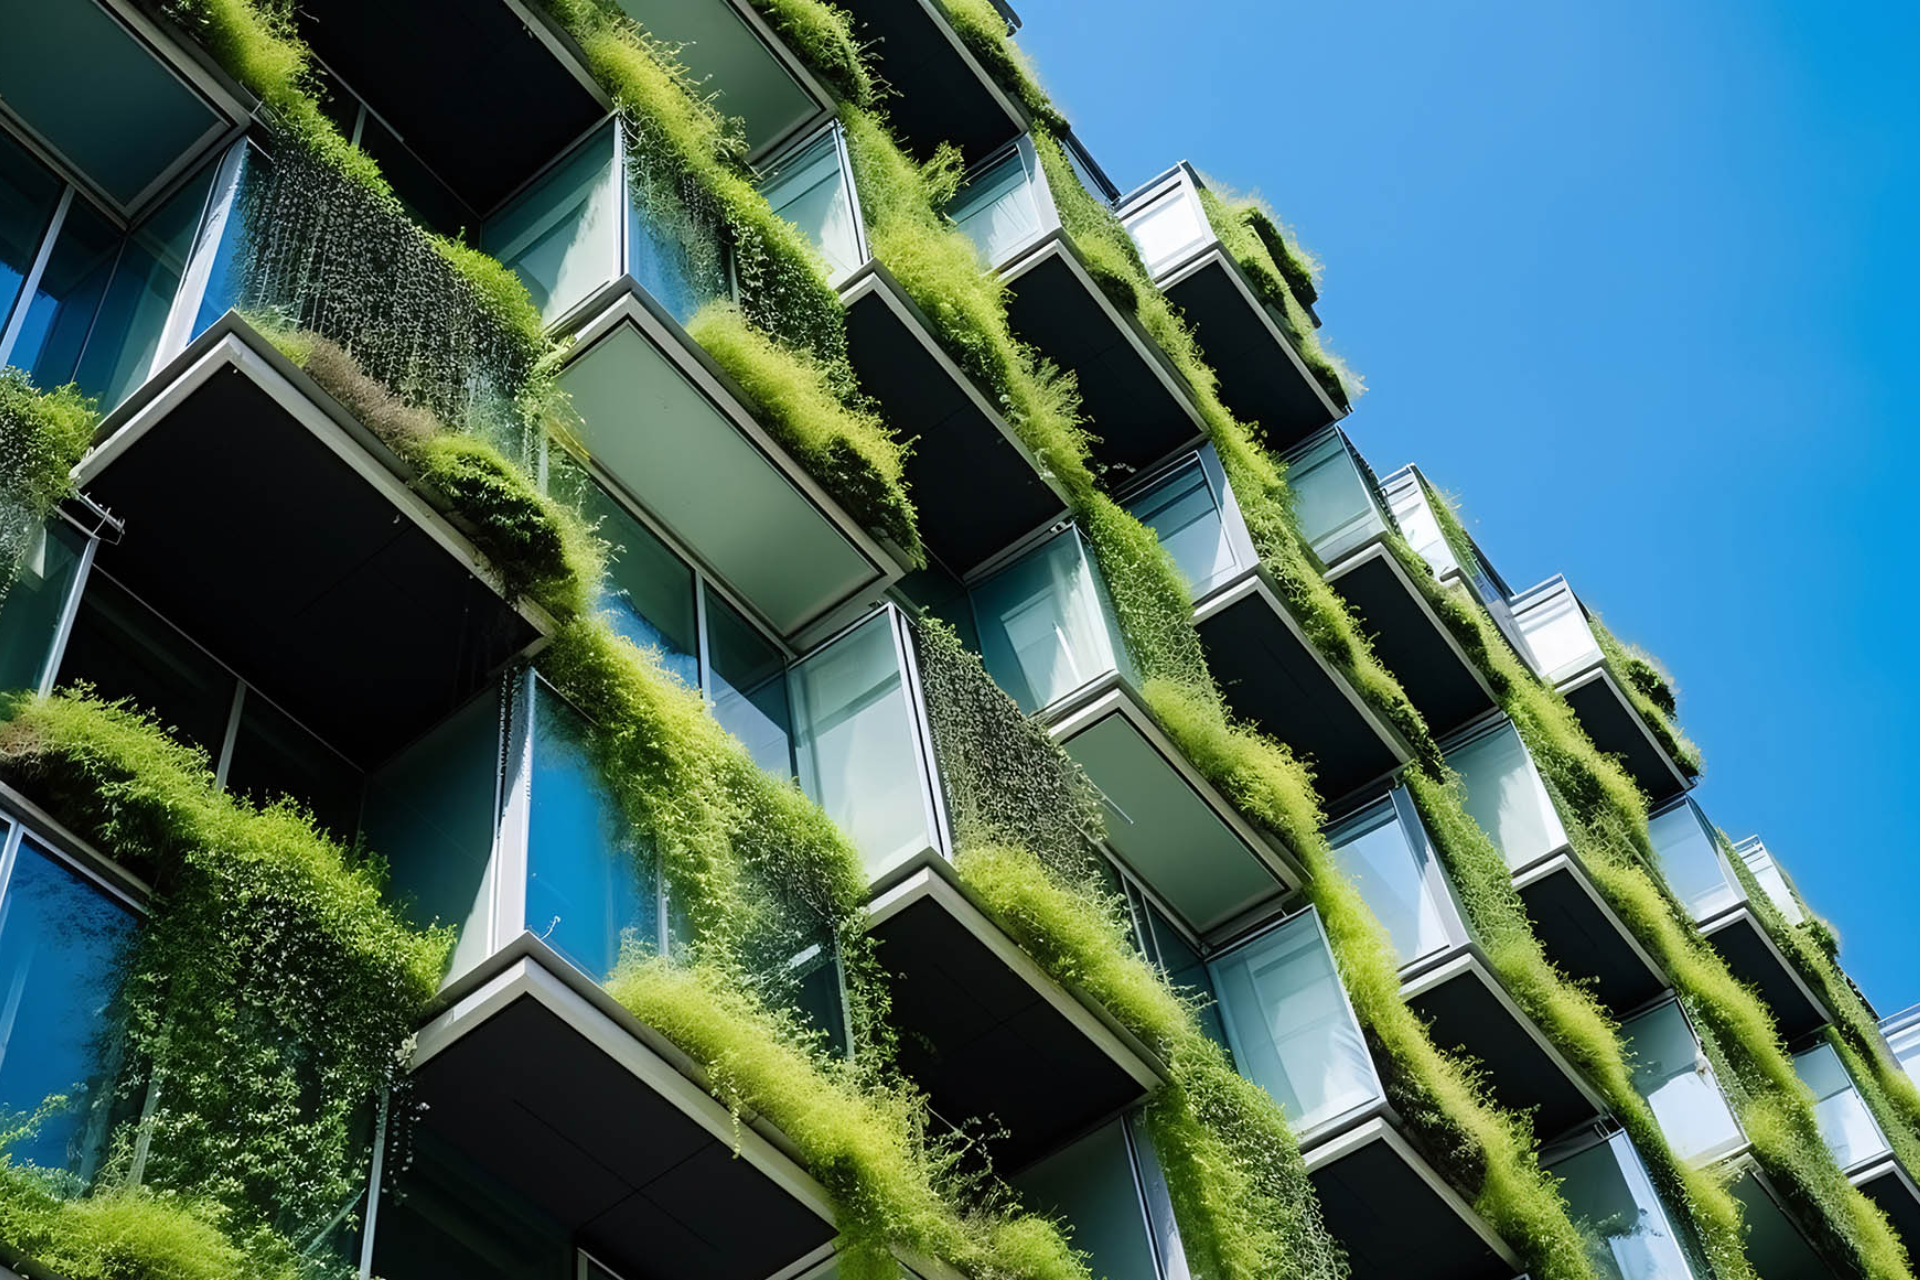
[{"x1": 0, "y1": 371, "x2": 95, "y2": 615}]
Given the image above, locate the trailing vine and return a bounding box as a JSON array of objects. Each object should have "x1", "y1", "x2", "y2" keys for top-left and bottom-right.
[{"x1": 0, "y1": 371, "x2": 96, "y2": 614}]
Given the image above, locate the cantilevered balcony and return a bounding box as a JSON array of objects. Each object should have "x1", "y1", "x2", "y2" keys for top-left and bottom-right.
[
  {"x1": 1542, "y1": 1128, "x2": 1711, "y2": 1280},
  {"x1": 948, "y1": 136, "x2": 1208, "y2": 476},
  {"x1": 1284, "y1": 430, "x2": 1495, "y2": 736},
  {"x1": 1117, "y1": 163, "x2": 1343, "y2": 448},
  {"x1": 1510, "y1": 576, "x2": 1697, "y2": 802},
  {"x1": 755, "y1": 124, "x2": 1068, "y2": 577},
  {"x1": 1326, "y1": 789, "x2": 1606, "y2": 1139},
  {"x1": 1794, "y1": 1042, "x2": 1920, "y2": 1249},
  {"x1": 1381, "y1": 464, "x2": 1531, "y2": 663},
  {"x1": 829, "y1": 0, "x2": 1028, "y2": 165},
  {"x1": 1733, "y1": 836, "x2": 1807, "y2": 924},
  {"x1": 1208, "y1": 907, "x2": 1521, "y2": 1280},
  {"x1": 1648, "y1": 798, "x2": 1832, "y2": 1039},
  {"x1": 1117, "y1": 446, "x2": 1414, "y2": 801},
  {"x1": 1445, "y1": 717, "x2": 1667, "y2": 1012},
  {"x1": 1619, "y1": 997, "x2": 1746, "y2": 1166}
]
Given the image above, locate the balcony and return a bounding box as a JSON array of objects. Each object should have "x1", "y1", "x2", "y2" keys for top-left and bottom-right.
[
  {"x1": 1208, "y1": 907, "x2": 1520, "y2": 1280},
  {"x1": 1326, "y1": 789, "x2": 1606, "y2": 1139},
  {"x1": 1117, "y1": 163, "x2": 1343, "y2": 449},
  {"x1": 1012, "y1": 1115, "x2": 1186, "y2": 1280},
  {"x1": 1381, "y1": 465, "x2": 1532, "y2": 664},
  {"x1": 1283, "y1": 431, "x2": 1495, "y2": 736},
  {"x1": 1794, "y1": 1042, "x2": 1920, "y2": 1249},
  {"x1": 1884, "y1": 1005, "x2": 1920, "y2": 1083},
  {"x1": 827, "y1": 0, "x2": 1028, "y2": 165},
  {"x1": 1618, "y1": 998, "x2": 1746, "y2": 1166},
  {"x1": 1445, "y1": 717, "x2": 1667, "y2": 1012},
  {"x1": 1733, "y1": 836, "x2": 1807, "y2": 924},
  {"x1": 1541, "y1": 1128, "x2": 1709, "y2": 1280},
  {"x1": 1647, "y1": 799, "x2": 1831, "y2": 1039},
  {"x1": 1510, "y1": 576, "x2": 1696, "y2": 802},
  {"x1": 1117, "y1": 447, "x2": 1414, "y2": 801},
  {"x1": 948, "y1": 136, "x2": 1207, "y2": 476}
]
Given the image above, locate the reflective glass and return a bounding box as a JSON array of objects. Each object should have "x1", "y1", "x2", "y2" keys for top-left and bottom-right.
[
  {"x1": 1128, "y1": 1111, "x2": 1193, "y2": 1280},
  {"x1": 1888, "y1": 1017, "x2": 1920, "y2": 1083},
  {"x1": 56, "y1": 573, "x2": 236, "y2": 759},
  {"x1": 1735, "y1": 841, "x2": 1804, "y2": 925},
  {"x1": 759, "y1": 131, "x2": 863, "y2": 280},
  {"x1": 950, "y1": 146, "x2": 1047, "y2": 266},
  {"x1": 790, "y1": 611, "x2": 935, "y2": 883},
  {"x1": 1124, "y1": 184, "x2": 1211, "y2": 278},
  {"x1": 707, "y1": 588, "x2": 793, "y2": 777},
  {"x1": 1515, "y1": 581, "x2": 1602, "y2": 681},
  {"x1": 1548, "y1": 1131, "x2": 1702, "y2": 1280},
  {"x1": 1386, "y1": 478, "x2": 1461, "y2": 582},
  {"x1": 1140, "y1": 894, "x2": 1227, "y2": 1050},
  {"x1": 75, "y1": 164, "x2": 213, "y2": 406},
  {"x1": 0, "y1": 836, "x2": 137, "y2": 1182},
  {"x1": 1619, "y1": 1001, "x2": 1742, "y2": 1164},
  {"x1": 971, "y1": 531, "x2": 1131, "y2": 714},
  {"x1": 1795, "y1": 1043, "x2": 1890, "y2": 1171},
  {"x1": 0, "y1": 520, "x2": 88, "y2": 695},
  {"x1": 556, "y1": 458, "x2": 699, "y2": 688},
  {"x1": 1647, "y1": 801, "x2": 1744, "y2": 923},
  {"x1": 225, "y1": 691, "x2": 364, "y2": 840},
  {"x1": 626, "y1": 130, "x2": 730, "y2": 324},
  {"x1": 368, "y1": 1131, "x2": 573, "y2": 1280},
  {"x1": 0, "y1": 131, "x2": 61, "y2": 337},
  {"x1": 1124, "y1": 457, "x2": 1243, "y2": 601},
  {"x1": 1446, "y1": 720, "x2": 1569, "y2": 873},
  {"x1": 10, "y1": 196, "x2": 118, "y2": 391},
  {"x1": 1210, "y1": 911, "x2": 1380, "y2": 1136},
  {"x1": 1287, "y1": 432, "x2": 1386, "y2": 565},
  {"x1": 527, "y1": 679, "x2": 658, "y2": 981},
  {"x1": 483, "y1": 126, "x2": 618, "y2": 325},
  {"x1": 1325, "y1": 797, "x2": 1457, "y2": 970},
  {"x1": 790, "y1": 939, "x2": 849, "y2": 1058},
  {"x1": 1014, "y1": 1120, "x2": 1159, "y2": 1280},
  {"x1": 191, "y1": 146, "x2": 263, "y2": 337}
]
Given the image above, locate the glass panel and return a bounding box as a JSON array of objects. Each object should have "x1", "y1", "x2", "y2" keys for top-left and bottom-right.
[
  {"x1": 1124, "y1": 184, "x2": 1211, "y2": 278},
  {"x1": 1515, "y1": 582, "x2": 1602, "y2": 681},
  {"x1": 482, "y1": 126, "x2": 618, "y2": 325},
  {"x1": 555, "y1": 459, "x2": 699, "y2": 687},
  {"x1": 971, "y1": 531, "x2": 1130, "y2": 714},
  {"x1": 527, "y1": 679, "x2": 658, "y2": 982},
  {"x1": 1209, "y1": 911, "x2": 1380, "y2": 1136},
  {"x1": 759, "y1": 131, "x2": 863, "y2": 280},
  {"x1": 1124, "y1": 457, "x2": 1243, "y2": 601},
  {"x1": 1795, "y1": 1043, "x2": 1891, "y2": 1170},
  {"x1": 191, "y1": 146, "x2": 264, "y2": 338},
  {"x1": 1619, "y1": 1001, "x2": 1742, "y2": 1165},
  {"x1": 1325, "y1": 796, "x2": 1457, "y2": 971},
  {"x1": 0, "y1": 836, "x2": 138, "y2": 1184},
  {"x1": 56, "y1": 572, "x2": 236, "y2": 759},
  {"x1": 1647, "y1": 801, "x2": 1744, "y2": 923},
  {"x1": 74, "y1": 164, "x2": 214, "y2": 406},
  {"x1": 1014, "y1": 1120, "x2": 1160, "y2": 1280},
  {"x1": 9, "y1": 196, "x2": 118, "y2": 391},
  {"x1": 706, "y1": 588, "x2": 793, "y2": 777},
  {"x1": 1446, "y1": 720, "x2": 1569, "y2": 873},
  {"x1": 1287, "y1": 432, "x2": 1386, "y2": 565},
  {"x1": 1548, "y1": 1131, "x2": 1701, "y2": 1280},
  {"x1": 1128, "y1": 1111, "x2": 1193, "y2": 1280},
  {"x1": 1888, "y1": 1017, "x2": 1920, "y2": 1083},
  {"x1": 789, "y1": 939, "x2": 849, "y2": 1058},
  {"x1": 949, "y1": 145, "x2": 1047, "y2": 267},
  {"x1": 362, "y1": 684, "x2": 504, "y2": 981},
  {"x1": 790, "y1": 611, "x2": 936, "y2": 883},
  {"x1": 624, "y1": 127, "x2": 731, "y2": 325},
  {"x1": 368, "y1": 1131, "x2": 574, "y2": 1280},
  {"x1": 1735, "y1": 842, "x2": 1804, "y2": 925},
  {"x1": 224, "y1": 692, "x2": 364, "y2": 840},
  {"x1": 0, "y1": 520, "x2": 88, "y2": 695},
  {"x1": 1141, "y1": 897, "x2": 1227, "y2": 1051},
  {"x1": 0, "y1": 131, "x2": 61, "y2": 337},
  {"x1": 1386, "y1": 479, "x2": 1461, "y2": 582}
]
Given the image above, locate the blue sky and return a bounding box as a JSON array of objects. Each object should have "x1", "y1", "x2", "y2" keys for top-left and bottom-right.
[{"x1": 1014, "y1": 0, "x2": 1920, "y2": 1013}]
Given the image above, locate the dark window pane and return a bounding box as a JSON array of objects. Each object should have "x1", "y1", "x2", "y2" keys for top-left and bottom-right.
[
  {"x1": 0, "y1": 130, "x2": 61, "y2": 336},
  {"x1": 552, "y1": 457, "x2": 699, "y2": 687},
  {"x1": 57, "y1": 572, "x2": 235, "y2": 759},
  {"x1": 1145, "y1": 899, "x2": 1228, "y2": 1053},
  {"x1": 706, "y1": 589, "x2": 792, "y2": 777},
  {"x1": 11, "y1": 197, "x2": 119, "y2": 390},
  {"x1": 369, "y1": 1131, "x2": 573, "y2": 1280},
  {"x1": 225, "y1": 691, "x2": 364, "y2": 839},
  {"x1": 358, "y1": 115, "x2": 476, "y2": 241},
  {"x1": 791, "y1": 942, "x2": 849, "y2": 1058},
  {"x1": 76, "y1": 163, "x2": 214, "y2": 406},
  {"x1": 0, "y1": 519, "x2": 88, "y2": 694}
]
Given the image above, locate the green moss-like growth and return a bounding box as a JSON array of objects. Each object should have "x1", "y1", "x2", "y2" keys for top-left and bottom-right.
[
  {"x1": 744, "y1": 0, "x2": 876, "y2": 107},
  {"x1": 0, "y1": 1167, "x2": 298, "y2": 1280},
  {"x1": 0, "y1": 370, "x2": 95, "y2": 610},
  {"x1": 935, "y1": 0, "x2": 1070, "y2": 134},
  {"x1": 1590, "y1": 618, "x2": 1703, "y2": 778}
]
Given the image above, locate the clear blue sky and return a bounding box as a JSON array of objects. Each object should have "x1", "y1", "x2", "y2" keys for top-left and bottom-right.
[{"x1": 1013, "y1": 0, "x2": 1920, "y2": 1013}]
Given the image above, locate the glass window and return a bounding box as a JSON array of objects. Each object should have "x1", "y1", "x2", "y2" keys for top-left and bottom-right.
[
  {"x1": 1445, "y1": 720, "x2": 1569, "y2": 873},
  {"x1": 1286, "y1": 432, "x2": 1387, "y2": 565},
  {"x1": 970, "y1": 530, "x2": 1132, "y2": 714},
  {"x1": 1887, "y1": 1016, "x2": 1920, "y2": 1084},
  {"x1": 555, "y1": 458, "x2": 699, "y2": 688},
  {"x1": 0, "y1": 520, "x2": 89, "y2": 695},
  {"x1": 1647, "y1": 801, "x2": 1744, "y2": 924},
  {"x1": 9, "y1": 195, "x2": 119, "y2": 390},
  {"x1": 1123, "y1": 184, "x2": 1210, "y2": 279},
  {"x1": 1209, "y1": 910, "x2": 1380, "y2": 1137},
  {"x1": 0, "y1": 835, "x2": 138, "y2": 1183},
  {"x1": 190, "y1": 146, "x2": 263, "y2": 338},
  {"x1": 57, "y1": 572, "x2": 237, "y2": 760},
  {"x1": 759, "y1": 131, "x2": 863, "y2": 281},
  {"x1": 526, "y1": 678, "x2": 659, "y2": 982},
  {"x1": 1325, "y1": 795, "x2": 1458, "y2": 971},
  {"x1": 949, "y1": 144, "x2": 1048, "y2": 267},
  {"x1": 0, "y1": 131, "x2": 62, "y2": 337},
  {"x1": 1514, "y1": 581, "x2": 1602, "y2": 682},
  {"x1": 224, "y1": 691, "x2": 364, "y2": 840},
  {"x1": 1794, "y1": 1043, "x2": 1891, "y2": 1171},
  {"x1": 706, "y1": 588, "x2": 793, "y2": 777},
  {"x1": 1735, "y1": 841, "x2": 1805, "y2": 925},
  {"x1": 1386, "y1": 478, "x2": 1461, "y2": 583},
  {"x1": 1548, "y1": 1131, "x2": 1702, "y2": 1280},
  {"x1": 1139, "y1": 895, "x2": 1227, "y2": 1051},
  {"x1": 483, "y1": 126, "x2": 618, "y2": 325},
  {"x1": 1619, "y1": 1000, "x2": 1743, "y2": 1165},
  {"x1": 1014, "y1": 1119, "x2": 1160, "y2": 1280},
  {"x1": 625, "y1": 131, "x2": 731, "y2": 325},
  {"x1": 368, "y1": 1131, "x2": 574, "y2": 1280},
  {"x1": 789, "y1": 940, "x2": 849, "y2": 1058},
  {"x1": 1124, "y1": 457, "x2": 1244, "y2": 601},
  {"x1": 790, "y1": 611, "x2": 937, "y2": 884}
]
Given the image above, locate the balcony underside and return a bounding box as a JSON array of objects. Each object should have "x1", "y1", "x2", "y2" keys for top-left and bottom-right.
[
  {"x1": 1559, "y1": 668, "x2": 1693, "y2": 803},
  {"x1": 1195, "y1": 574, "x2": 1410, "y2": 802},
  {"x1": 1324, "y1": 544, "x2": 1495, "y2": 737},
  {"x1": 76, "y1": 318, "x2": 543, "y2": 768},
  {"x1": 842, "y1": 264, "x2": 1065, "y2": 577},
  {"x1": 829, "y1": 0, "x2": 1025, "y2": 164},
  {"x1": 1514, "y1": 854, "x2": 1667, "y2": 1013},
  {"x1": 296, "y1": 0, "x2": 607, "y2": 213},
  {"x1": 1702, "y1": 908, "x2": 1830, "y2": 1040},
  {"x1": 1001, "y1": 237, "x2": 1204, "y2": 476},
  {"x1": 1402, "y1": 951, "x2": 1605, "y2": 1140},
  {"x1": 868, "y1": 870, "x2": 1162, "y2": 1173},
  {"x1": 1159, "y1": 249, "x2": 1341, "y2": 450},
  {"x1": 1730, "y1": 1164, "x2": 1844, "y2": 1280},
  {"x1": 405, "y1": 954, "x2": 837, "y2": 1280},
  {"x1": 1304, "y1": 1117, "x2": 1519, "y2": 1280},
  {"x1": 1857, "y1": 1159, "x2": 1920, "y2": 1255}
]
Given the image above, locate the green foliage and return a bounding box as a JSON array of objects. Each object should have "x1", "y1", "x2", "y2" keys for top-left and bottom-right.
[
  {"x1": 744, "y1": 0, "x2": 877, "y2": 107},
  {"x1": 935, "y1": 0, "x2": 1070, "y2": 134},
  {"x1": 1589, "y1": 618, "x2": 1702, "y2": 778},
  {"x1": 0, "y1": 369, "x2": 95, "y2": 610}
]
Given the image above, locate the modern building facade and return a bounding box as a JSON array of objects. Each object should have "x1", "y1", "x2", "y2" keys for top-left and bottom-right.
[{"x1": 0, "y1": 4, "x2": 1917, "y2": 1280}]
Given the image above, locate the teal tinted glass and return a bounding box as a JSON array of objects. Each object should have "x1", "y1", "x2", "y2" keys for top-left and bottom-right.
[
  {"x1": 1124, "y1": 457, "x2": 1241, "y2": 601},
  {"x1": 191, "y1": 147, "x2": 263, "y2": 336},
  {"x1": 759, "y1": 131, "x2": 862, "y2": 279},
  {"x1": 482, "y1": 125, "x2": 616, "y2": 324},
  {"x1": 1143, "y1": 897, "x2": 1227, "y2": 1051},
  {"x1": 706, "y1": 587, "x2": 792, "y2": 777},
  {"x1": 0, "y1": 131, "x2": 61, "y2": 336},
  {"x1": 0, "y1": 520, "x2": 88, "y2": 695},
  {"x1": 1549, "y1": 1132, "x2": 1702, "y2": 1280},
  {"x1": 56, "y1": 572, "x2": 236, "y2": 758},
  {"x1": 225, "y1": 691, "x2": 364, "y2": 839},
  {"x1": 10, "y1": 196, "x2": 118, "y2": 390},
  {"x1": 1014, "y1": 1121, "x2": 1159, "y2": 1280},
  {"x1": 76, "y1": 163, "x2": 215, "y2": 406},
  {"x1": 556, "y1": 459, "x2": 699, "y2": 687}
]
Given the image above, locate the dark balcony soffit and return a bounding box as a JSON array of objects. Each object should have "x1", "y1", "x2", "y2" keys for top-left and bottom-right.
[
  {"x1": 1323, "y1": 543, "x2": 1496, "y2": 739},
  {"x1": 295, "y1": 0, "x2": 609, "y2": 214},
  {"x1": 841, "y1": 262, "x2": 1068, "y2": 577},
  {"x1": 1701, "y1": 907, "x2": 1832, "y2": 1041},
  {"x1": 1558, "y1": 667, "x2": 1695, "y2": 803},
  {"x1": 1857, "y1": 1160, "x2": 1920, "y2": 1257},
  {"x1": 1513, "y1": 854, "x2": 1668, "y2": 1013},
  {"x1": 830, "y1": 0, "x2": 1027, "y2": 166},
  {"x1": 74, "y1": 316, "x2": 545, "y2": 768}
]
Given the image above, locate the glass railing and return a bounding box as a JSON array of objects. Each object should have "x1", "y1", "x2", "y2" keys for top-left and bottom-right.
[
  {"x1": 1511, "y1": 576, "x2": 1603, "y2": 684},
  {"x1": 1647, "y1": 799, "x2": 1746, "y2": 924},
  {"x1": 1119, "y1": 167, "x2": 1212, "y2": 279},
  {"x1": 949, "y1": 137, "x2": 1055, "y2": 269},
  {"x1": 967, "y1": 526, "x2": 1136, "y2": 715},
  {"x1": 1733, "y1": 838, "x2": 1805, "y2": 925},
  {"x1": 0, "y1": 519, "x2": 91, "y2": 696},
  {"x1": 1325, "y1": 789, "x2": 1468, "y2": 975},
  {"x1": 1283, "y1": 429, "x2": 1392, "y2": 566},
  {"x1": 1120, "y1": 447, "x2": 1256, "y2": 604},
  {"x1": 1794, "y1": 1042, "x2": 1892, "y2": 1172},
  {"x1": 1886, "y1": 1008, "x2": 1920, "y2": 1083},
  {"x1": 758, "y1": 126, "x2": 866, "y2": 283},
  {"x1": 1209, "y1": 907, "x2": 1383, "y2": 1141},
  {"x1": 1619, "y1": 999, "x2": 1745, "y2": 1165},
  {"x1": 1546, "y1": 1130, "x2": 1705, "y2": 1280},
  {"x1": 1445, "y1": 718, "x2": 1570, "y2": 874},
  {"x1": 1013, "y1": 1115, "x2": 1179, "y2": 1280}
]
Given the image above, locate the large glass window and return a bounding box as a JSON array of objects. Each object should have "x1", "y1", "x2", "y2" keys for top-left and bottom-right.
[
  {"x1": 1123, "y1": 182, "x2": 1210, "y2": 279},
  {"x1": 1618, "y1": 1000, "x2": 1743, "y2": 1165},
  {"x1": 8, "y1": 195, "x2": 119, "y2": 389},
  {"x1": 224, "y1": 690, "x2": 365, "y2": 840},
  {"x1": 759, "y1": 130, "x2": 864, "y2": 281},
  {"x1": 1209, "y1": 910, "x2": 1380, "y2": 1137},
  {"x1": 1123, "y1": 454, "x2": 1246, "y2": 601},
  {"x1": 970, "y1": 529, "x2": 1133, "y2": 714},
  {"x1": 0, "y1": 834, "x2": 138, "y2": 1184},
  {"x1": 1794, "y1": 1043, "x2": 1891, "y2": 1172},
  {"x1": 950, "y1": 143, "x2": 1049, "y2": 267},
  {"x1": 1734, "y1": 840, "x2": 1805, "y2": 925},
  {"x1": 482, "y1": 126, "x2": 619, "y2": 326},
  {"x1": 557, "y1": 459, "x2": 700, "y2": 688},
  {"x1": 72, "y1": 166, "x2": 213, "y2": 406},
  {"x1": 1514, "y1": 580, "x2": 1602, "y2": 682},
  {"x1": 0, "y1": 520, "x2": 89, "y2": 696},
  {"x1": 1014, "y1": 1119, "x2": 1162, "y2": 1280},
  {"x1": 1547, "y1": 1131, "x2": 1703, "y2": 1280},
  {"x1": 707, "y1": 590, "x2": 793, "y2": 777},
  {"x1": 1445, "y1": 720, "x2": 1569, "y2": 873},
  {"x1": 1285, "y1": 431, "x2": 1388, "y2": 566},
  {"x1": 0, "y1": 131, "x2": 63, "y2": 337},
  {"x1": 1324, "y1": 793, "x2": 1459, "y2": 971},
  {"x1": 1130, "y1": 885, "x2": 1227, "y2": 1050},
  {"x1": 1646, "y1": 800, "x2": 1744, "y2": 924}
]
